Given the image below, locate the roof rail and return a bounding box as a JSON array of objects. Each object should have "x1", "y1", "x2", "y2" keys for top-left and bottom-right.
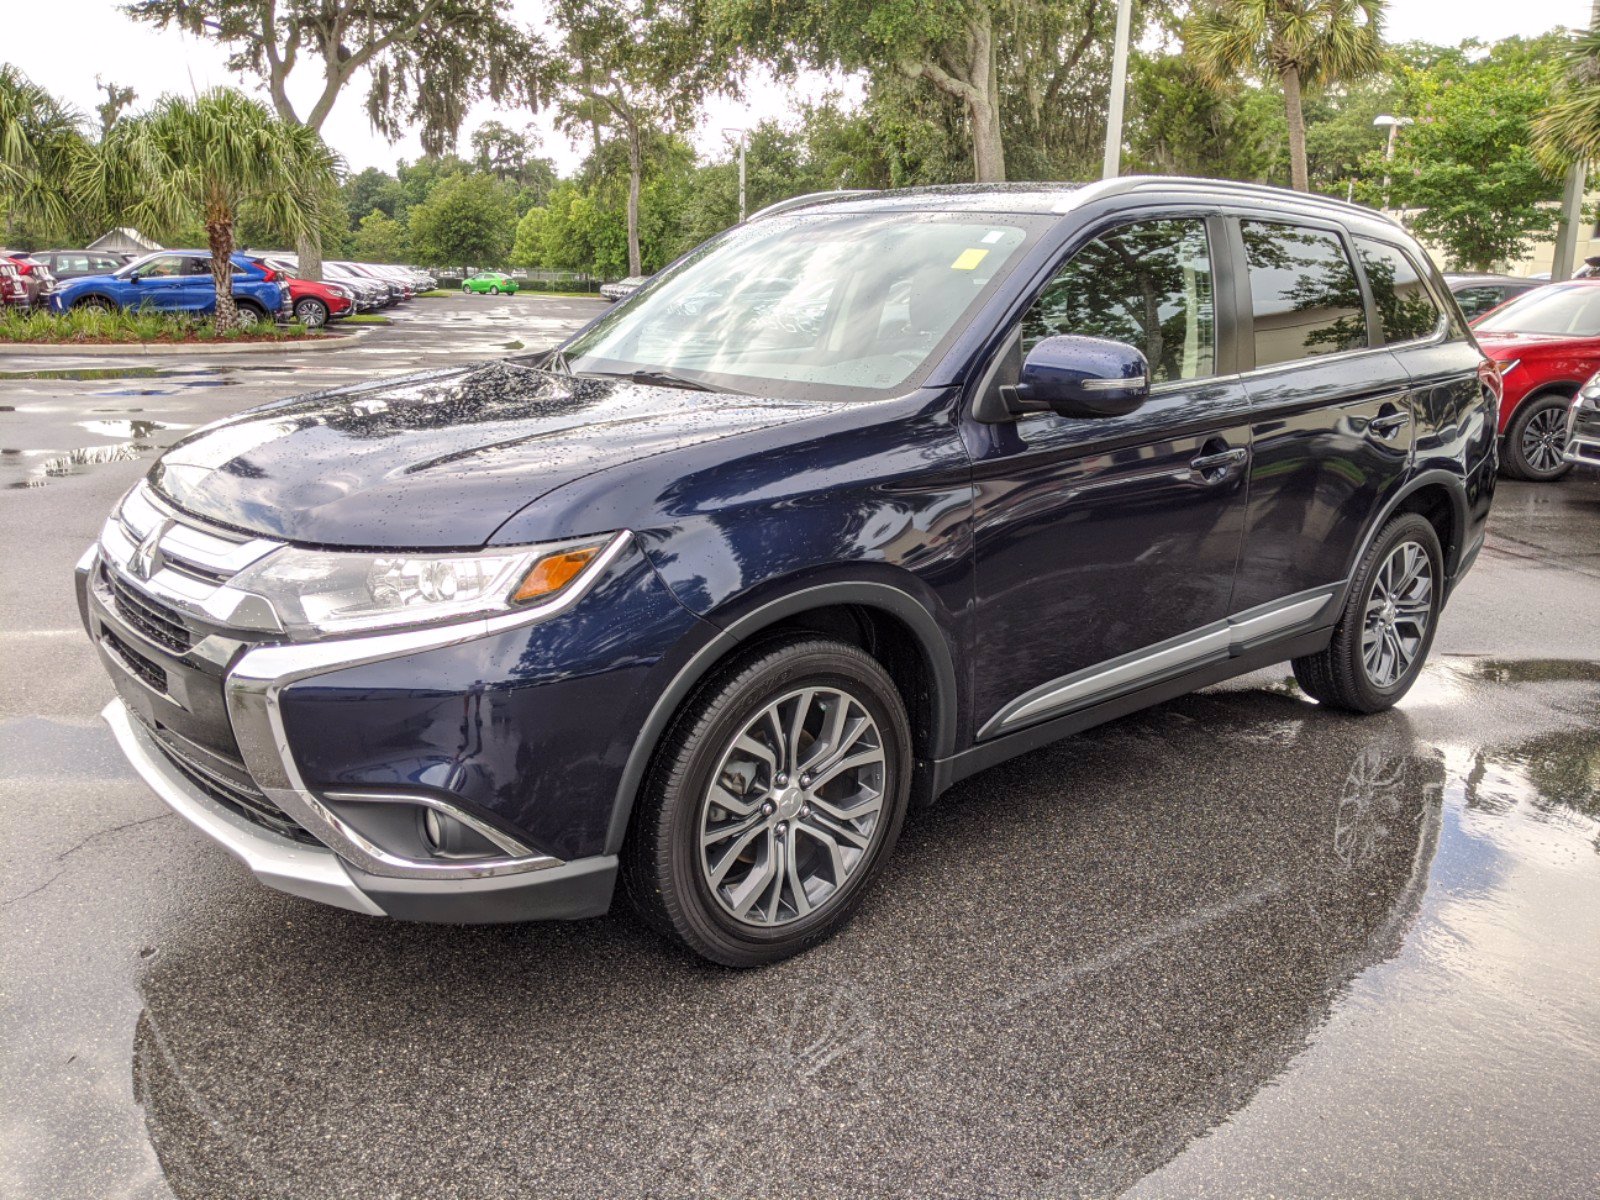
[
  {"x1": 746, "y1": 189, "x2": 880, "y2": 222},
  {"x1": 1090, "y1": 175, "x2": 1402, "y2": 228}
]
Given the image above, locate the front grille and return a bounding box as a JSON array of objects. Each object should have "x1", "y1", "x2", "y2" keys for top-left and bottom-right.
[
  {"x1": 152, "y1": 734, "x2": 319, "y2": 846},
  {"x1": 104, "y1": 628, "x2": 167, "y2": 694},
  {"x1": 106, "y1": 569, "x2": 193, "y2": 652}
]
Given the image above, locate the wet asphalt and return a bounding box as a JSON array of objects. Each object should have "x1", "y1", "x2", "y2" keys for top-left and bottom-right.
[{"x1": 3, "y1": 296, "x2": 1600, "y2": 1199}]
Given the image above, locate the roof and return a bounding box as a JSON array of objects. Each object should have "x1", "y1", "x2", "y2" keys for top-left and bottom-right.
[
  {"x1": 1443, "y1": 273, "x2": 1538, "y2": 285},
  {"x1": 87, "y1": 227, "x2": 161, "y2": 252},
  {"x1": 781, "y1": 176, "x2": 1405, "y2": 230}
]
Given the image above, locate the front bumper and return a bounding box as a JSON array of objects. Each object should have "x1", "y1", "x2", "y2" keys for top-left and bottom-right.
[
  {"x1": 1565, "y1": 404, "x2": 1600, "y2": 470},
  {"x1": 77, "y1": 496, "x2": 672, "y2": 922}
]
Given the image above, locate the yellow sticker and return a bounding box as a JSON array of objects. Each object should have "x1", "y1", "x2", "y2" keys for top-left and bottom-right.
[{"x1": 950, "y1": 248, "x2": 990, "y2": 271}]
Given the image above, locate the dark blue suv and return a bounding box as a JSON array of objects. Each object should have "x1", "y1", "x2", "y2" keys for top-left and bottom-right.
[{"x1": 79, "y1": 179, "x2": 1497, "y2": 965}]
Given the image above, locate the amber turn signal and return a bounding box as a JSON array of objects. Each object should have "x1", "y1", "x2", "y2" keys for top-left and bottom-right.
[{"x1": 512, "y1": 545, "x2": 601, "y2": 603}]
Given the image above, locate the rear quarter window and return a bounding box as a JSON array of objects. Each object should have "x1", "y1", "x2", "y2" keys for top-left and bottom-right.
[{"x1": 1355, "y1": 238, "x2": 1443, "y2": 343}]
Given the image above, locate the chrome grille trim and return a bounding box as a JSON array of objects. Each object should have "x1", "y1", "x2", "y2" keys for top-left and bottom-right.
[{"x1": 99, "y1": 482, "x2": 285, "y2": 634}]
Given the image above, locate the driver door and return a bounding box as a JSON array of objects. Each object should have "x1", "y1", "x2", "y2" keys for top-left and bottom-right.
[
  {"x1": 126, "y1": 255, "x2": 190, "y2": 311},
  {"x1": 964, "y1": 214, "x2": 1254, "y2": 737}
]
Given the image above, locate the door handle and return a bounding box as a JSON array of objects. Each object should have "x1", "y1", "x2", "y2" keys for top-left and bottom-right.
[
  {"x1": 1190, "y1": 446, "x2": 1248, "y2": 477},
  {"x1": 1368, "y1": 411, "x2": 1411, "y2": 439}
]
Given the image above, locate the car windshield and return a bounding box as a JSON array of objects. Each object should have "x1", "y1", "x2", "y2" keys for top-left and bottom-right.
[
  {"x1": 562, "y1": 211, "x2": 1038, "y2": 400},
  {"x1": 1475, "y1": 284, "x2": 1600, "y2": 336}
]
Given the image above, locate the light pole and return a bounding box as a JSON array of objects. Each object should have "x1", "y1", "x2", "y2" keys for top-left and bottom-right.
[
  {"x1": 723, "y1": 127, "x2": 747, "y2": 222},
  {"x1": 1372, "y1": 114, "x2": 1413, "y2": 210},
  {"x1": 1102, "y1": 0, "x2": 1134, "y2": 179}
]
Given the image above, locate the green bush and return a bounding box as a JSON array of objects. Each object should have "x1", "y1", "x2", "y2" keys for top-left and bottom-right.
[{"x1": 0, "y1": 306, "x2": 314, "y2": 343}]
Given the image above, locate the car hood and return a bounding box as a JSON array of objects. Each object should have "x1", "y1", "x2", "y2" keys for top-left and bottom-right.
[
  {"x1": 1472, "y1": 330, "x2": 1600, "y2": 357},
  {"x1": 151, "y1": 360, "x2": 827, "y2": 548}
]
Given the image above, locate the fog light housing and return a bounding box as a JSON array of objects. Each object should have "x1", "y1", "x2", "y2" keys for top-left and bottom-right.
[{"x1": 320, "y1": 791, "x2": 536, "y2": 864}]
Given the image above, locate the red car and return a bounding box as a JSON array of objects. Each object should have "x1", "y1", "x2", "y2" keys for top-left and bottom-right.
[
  {"x1": 0, "y1": 259, "x2": 28, "y2": 309},
  {"x1": 1, "y1": 250, "x2": 56, "y2": 310},
  {"x1": 258, "y1": 258, "x2": 354, "y2": 328},
  {"x1": 1470, "y1": 279, "x2": 1600, "y2": 480}
]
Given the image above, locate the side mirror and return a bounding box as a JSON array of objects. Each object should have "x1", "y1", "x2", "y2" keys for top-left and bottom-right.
[
  {"x1": 1009, "y1": 334, "x2": 1150, "y2": 418},
  {"x1": 127, "y1": 272, "x2": 141, "y2": 283}
]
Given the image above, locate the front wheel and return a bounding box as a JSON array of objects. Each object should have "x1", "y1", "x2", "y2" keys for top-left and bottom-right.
[
  {"x1": 622, "y1": 636, "x2": 911, "y2": 967},
  {"x1": 293, "y1": 297, "x2": 328, "y2": 328},
  {"x1": 1292, "y1": 512, "x2": 1443, "y2": 713},
  {"x1": 1502, "y1": 392, "x2": 1574, "y2": 481},
  {"x1": 73, "y1": 296, "x2": 114, "y2": 313},
  {"x1": 462, "y1": 282, "x2": 472, "y2": 294}
]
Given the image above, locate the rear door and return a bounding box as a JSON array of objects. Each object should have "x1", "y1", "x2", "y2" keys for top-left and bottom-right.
[{"x1": 1231, "y1": 217, "x2": 1414, "y2": 611}]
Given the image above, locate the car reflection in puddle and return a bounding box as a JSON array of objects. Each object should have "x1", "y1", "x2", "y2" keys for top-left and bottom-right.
[
  {"x1": 122, "y1": 684, "x2": 1545, "y2": 1200},
  {"x1": 3, "y1": 442, "x2": 153, "y2": 488}
]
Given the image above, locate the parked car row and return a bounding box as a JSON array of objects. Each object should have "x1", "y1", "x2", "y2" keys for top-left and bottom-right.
[{"x1": 29, "y1": 249, "x2": 435, "y2": 329}]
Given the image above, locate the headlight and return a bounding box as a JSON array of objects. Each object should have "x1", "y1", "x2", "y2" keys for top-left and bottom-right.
[
  {"x1": 226, "y1": 535, "x2": 617, "y2": 637},
  {"x1": 1579, "y1": 377, "x2": 1600, "y2": 406},
  {"x1": 1494, "y1": 359, "x2": 1519, "y2": 376},
  {"x1": 327, "y1": 284, "x2": 352, "y2": 299}
]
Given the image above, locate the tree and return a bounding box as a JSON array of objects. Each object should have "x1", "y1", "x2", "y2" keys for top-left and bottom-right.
[
  {"x1": 1187, "y1": 0, "x2": 1387, "y2": 192},
  {"x1": 509, "y1": 205, "x2": 548, "y2": 267},
  {"x1": 552, "y1": 0, "x2": 726, "y2": 277},
  {"x1": 406, "y1": 172, "x2": 513, "y2": 265},
  {"x1": 87, "y1": 89, "x2": 338, "y2": 331},
  {"x1": 1374, "y1": 37, "x2": 1564, "y2": 270},
  {"x1": 1126, "y1": 52, "x2": 1285, "y2": 182},
  {"x1": 1532, "y1": 2, "x2": 1600, "y2": 169},
  {"x1": 94, "y1": 77, "x2": 137, "y2": 137},
  {"x1": 123, "y1": 1, "x2": 539, "y2": 276},
  {"x1": 342, "y1": 166, "x2": 408, "y2": 226},
  {"x1": 0, "y1": 66, "x2": 88, "y2": 239},
  {"x1": 351, "y1": 207, "x2": 408, "y2": 262}
]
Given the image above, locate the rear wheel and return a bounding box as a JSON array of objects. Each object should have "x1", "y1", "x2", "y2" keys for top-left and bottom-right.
[
  {"x1": 1292, "y1": 512, "x2": 1443, "y2": 713},
  {"x1": 233, "y1": 301, "x2": 268, "y2": 330},
  {"x1": 489, "y1": 284, "x2": 500, "y2": 295},
  {"x1": 293, "y1": 297, "x2": 328, "y2": 328},
  {"x1": 1502, "y1": 392, "x2": 1574, "y2": 481},
  {"x1": 622, "y1": 636, "x2": 911, "y2": 967}
]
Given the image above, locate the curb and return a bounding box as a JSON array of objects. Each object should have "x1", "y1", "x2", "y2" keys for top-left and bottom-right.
[{"x1": 0, "y1": 328, "x2": 368, "y2": 358}]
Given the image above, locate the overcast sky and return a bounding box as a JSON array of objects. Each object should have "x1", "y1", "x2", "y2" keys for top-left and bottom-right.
[{"x1": 6, "y1": 1, "x2": 1590, "y2": 177}]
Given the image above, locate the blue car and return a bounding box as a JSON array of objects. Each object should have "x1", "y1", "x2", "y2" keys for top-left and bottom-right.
[
  {"x1": 50, "y1": 250, "x2": 286, "y2": 325},
  {"x1": 78, "y1": 179, "x2": 1495, "y2": 966}
]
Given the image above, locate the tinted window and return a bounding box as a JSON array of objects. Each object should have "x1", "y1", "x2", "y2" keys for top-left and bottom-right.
[
  {"x1": 1356, "y1": 238, "x2": 1441, "y2": 343},
  {"x1": 1242, "y1": 222, "x2": 1368, "y2": 367},
  {"x1": 183, "y1": 257, "x2": 214, "y2": 276},
  {"x1": 1023, "y1": 219, "x2": 1216, "y2": 384},
  {"x1": 1452, "y1": 286, "x2": 1503, "y2": 320},
  {"x1": 132, "y1": 255, "x2": 186, "y2": 278}
]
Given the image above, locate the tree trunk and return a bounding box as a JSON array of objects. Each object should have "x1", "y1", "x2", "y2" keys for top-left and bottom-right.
[
  {"x1": 297, "y1": 229, "x2": 324, "y2": 284},
  {"x1": 968, "y1": 17, "x2": 1006, "y2": 183},
  {"x1": 1282, "y1": 65, "x2": 1308, "y2": 192},
  {"x1": 206, "y1": 212, "x2": 239, "y2": 334},
  {"x1": 626, "y1": 122, "x2": 643, "y2": 278}
]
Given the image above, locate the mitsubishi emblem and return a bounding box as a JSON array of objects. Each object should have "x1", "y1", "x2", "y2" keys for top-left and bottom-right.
[{"x1": 128, "y1": 519, "x2": 173, "y2": 581}]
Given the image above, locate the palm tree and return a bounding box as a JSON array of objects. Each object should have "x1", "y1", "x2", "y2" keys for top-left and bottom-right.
[
  {"x1": 1533, "y1": 3, "x2": 1600, "y2": 169},
  {"x1": 0, "y1": 66, "x2": 88, "y2": 238},
  {"x1": 84, "y1": 90, "x2": 338, "y2": 331},
  {"x1": 1187, "y1": 0, "x2": 1387, "y2": 193}
]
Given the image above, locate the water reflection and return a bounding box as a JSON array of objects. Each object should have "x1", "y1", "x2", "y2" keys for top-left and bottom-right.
[{"x1": 130, "y1": 692, "x2": 1452, "y2": 1199}]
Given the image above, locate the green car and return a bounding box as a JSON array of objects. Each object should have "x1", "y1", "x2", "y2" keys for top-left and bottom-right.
[{"x1": 461, "y1": 271, "x2": 518, "y2": 295}]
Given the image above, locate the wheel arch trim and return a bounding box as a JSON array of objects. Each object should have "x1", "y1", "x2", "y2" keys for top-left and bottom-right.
[
  {"x1": 1341, "y1": 468, "x2": 1472, "y2": 601},
  {"x1": 603, "y1": 580, "x2": 960, "y2": 855}
]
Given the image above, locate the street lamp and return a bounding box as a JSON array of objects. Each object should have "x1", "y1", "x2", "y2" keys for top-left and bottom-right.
[
  {"x1": 722, "y1": 127, "x2": 747, "y2": 222},
  {"x1": 1373, "y1": 115, "x2": 1414, "y2": 210}
]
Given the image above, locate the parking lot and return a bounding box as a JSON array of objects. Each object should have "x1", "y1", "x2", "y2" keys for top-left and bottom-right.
[{"x1": 3, "y1": 293, "x2": 1599, "y2": 1199}]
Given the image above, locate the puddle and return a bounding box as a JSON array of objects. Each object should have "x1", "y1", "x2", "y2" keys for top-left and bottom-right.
[
  {"x1": 78, "y1": 418, "x2": 188, "y2": 439},
  {"x1": 3, "y1": 441, "x2": 152, "y2": 487}
]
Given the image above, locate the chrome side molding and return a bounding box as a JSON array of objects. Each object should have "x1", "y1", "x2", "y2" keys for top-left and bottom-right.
[{"x1": 978, "y1": 585, "x2": 1340, "y2": 738}]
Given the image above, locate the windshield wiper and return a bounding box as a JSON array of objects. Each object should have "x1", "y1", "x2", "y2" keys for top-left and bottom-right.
[{"x1": 587, "y1": 368, "x2": 737, "y2": 394}]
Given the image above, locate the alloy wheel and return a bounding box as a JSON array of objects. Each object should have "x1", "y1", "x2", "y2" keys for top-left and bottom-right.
[
  {"x1": 1361, "y1": 541, "x2": 1433, "y2": 688},
  {"x1": 294, "y1": 298, "x2": 327, "y2": 328},
  {"x1": 698, "y1": 687, "x2": 887, "y2": 928},
  {"x1": 1520, "y1": 405, "x2": 1569, "y2": 474}
]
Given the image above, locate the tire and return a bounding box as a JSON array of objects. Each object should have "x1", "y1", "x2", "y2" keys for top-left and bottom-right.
[
  {"x1": 233, "y1": 302, "x2": 268, "y2": 330},
  {"x1": 73, "y1": 295, "x2": 114, "y2": 313},
  {"x1": 462, "y1": 282, "x2": 472, "y2": 294},
  {"x1": 1292, "y1": 512, "x2": 1443, "y2": 713},
  {"x1": 293, "y1": 297, "x2": 328, "y2": 328},
  {"x1": 489, "y1": 285, "x2": 500, "y2": 295},
  {"x1": 622, "y1": 635, "x2": 912, "y2": 967},
  {"x1": 1501, "y1": 392, "x2": 1574, "y2": 481}
]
